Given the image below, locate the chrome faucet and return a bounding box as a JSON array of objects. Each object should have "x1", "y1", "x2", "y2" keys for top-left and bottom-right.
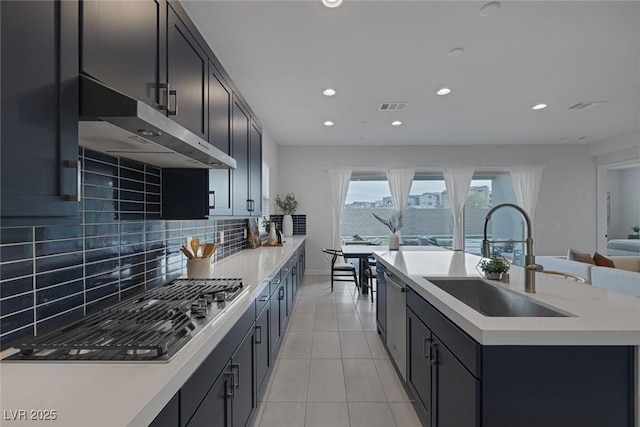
[{"x1": 482, "y1": 203, "x2": 542, "y2": 293}]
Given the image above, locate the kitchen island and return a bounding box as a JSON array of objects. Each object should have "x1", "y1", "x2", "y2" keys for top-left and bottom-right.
[
  {"x1": 374, "y1": 248, "x2": 640, "y2": 427},
  {"x1": 0, "y1": 236, "x2": 306, "y2": 427}
]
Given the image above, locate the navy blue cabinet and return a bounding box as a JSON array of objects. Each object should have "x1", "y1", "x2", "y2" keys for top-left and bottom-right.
[
  {"x1": 1, "y1": 0, "x2": 80, "y2": 226},
  {"x1": 81, "y1": 0, "x2": 166, "y2": 109},
  {"x1": 375, "y1": 262, "x2": 387, "y2": 339},
  {"x1": 149, "y1": 393, "x2": 180, "y2": 427}
]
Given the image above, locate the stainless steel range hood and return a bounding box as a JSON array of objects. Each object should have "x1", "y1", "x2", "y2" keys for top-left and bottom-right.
[{"x1": 78, "y1": 76, "x2": 236, "y2": 169}]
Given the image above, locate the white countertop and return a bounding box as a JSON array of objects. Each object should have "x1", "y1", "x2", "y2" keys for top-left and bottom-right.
[
  {"x1": 0, "y1": 236, "x2": 306, "y2": 427},
  {"x1": 374, "y1": 248, "x2": 640, "y2": 346}
]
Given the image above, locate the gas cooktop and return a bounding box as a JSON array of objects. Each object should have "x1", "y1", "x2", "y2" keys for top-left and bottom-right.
[{"x1": 5, "y1": 278, "x2": 245, "y2": 362}]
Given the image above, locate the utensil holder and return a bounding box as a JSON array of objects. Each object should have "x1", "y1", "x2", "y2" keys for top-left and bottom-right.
[{"x1": 187, "y1": 259, "x2": 212, "y2": 278}]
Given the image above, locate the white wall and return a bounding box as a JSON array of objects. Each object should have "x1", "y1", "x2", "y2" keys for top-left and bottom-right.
[
  {"x1": 276, "y1": 144, "x2": 597, "y2": 274},
  {"x1": 261, "y1": 129, "x2": 279, "y2": 214},
  {"x1": 620, "y1": 167, "x2": 640, "y2": 235}
]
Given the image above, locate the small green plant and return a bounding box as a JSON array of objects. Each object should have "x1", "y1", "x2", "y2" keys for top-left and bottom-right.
[
  {"x1": 479, "y1": 256, "x2": 510, "y2": 274},
  {"x1": 275, "y1": 193, "x2": 298, "y2": 215},
  {"x1": 631, "y1": 226, "x2": 640, "y2": 233},
  {"x1": 263, "y1": 217, "x2": 276, "y2": 232},
  {"x1": 372, "y1": 212, "x2": 403, "y2": 233}
]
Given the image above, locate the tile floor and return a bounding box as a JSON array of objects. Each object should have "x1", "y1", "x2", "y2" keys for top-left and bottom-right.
[{"x1": 251, "y1": 275, "x2": 423, "y2": 427}]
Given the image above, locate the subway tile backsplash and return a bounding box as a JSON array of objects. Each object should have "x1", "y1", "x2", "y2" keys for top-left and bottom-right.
[{"x1": 0, "y1": 148, "x2": 248, "y2": 350}]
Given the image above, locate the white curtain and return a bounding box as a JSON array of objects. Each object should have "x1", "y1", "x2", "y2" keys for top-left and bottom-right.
[
  {"x1": 509, "y1": 165, "x2": 544, "y2": 220},
  {"x1": 386, "y1": 168, "x2": 416, "y2": 242},
  {"x1": 443, "y1": 168, "x2": 475, "y2": 250},
  {"x1": 327, "y1": 167, "x2": 352, "y2": 248}
]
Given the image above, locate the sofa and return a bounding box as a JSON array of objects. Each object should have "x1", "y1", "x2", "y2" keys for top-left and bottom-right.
[{"x1": 536, "y1": 255, "x2": 640, "y2": 296}]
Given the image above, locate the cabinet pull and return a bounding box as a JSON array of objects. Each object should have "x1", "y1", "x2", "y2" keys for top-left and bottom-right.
[
  {"x1": 62, "y1": 160, "x2": 81, "y2": 201},
  {"x1": 246, "y1": 199, "x2": 252, "y2": 212},
  {"x1": 227, "y1": 370, "x2": 236, "y2": 398},
  {"x1": 231, "y1": 363, "x2": 240, "y2": 389},
  {"x1": 423, "y1": 337, "x2": 431, "y2": 359},
  {"x1": 429, "y1": 343, "x2": 438, "y2": 366},
  {"x1": 255, "y1": 325, "x2": 262, "y2": 343},
  {"x1": 158, "y1": 83, "x2": 169, "y2": 110},
  {"x1": 282, "y1": 267, "x2": 289, "y2": 273},
  {"x1": 168, "y1": 88, "x2": 178, "y2": 115},
  {"x1": 278, "y1": 287, "x2": 285, "y2": 300},
  {"x1": 208, "y1": 190, "x2": 215, "y2": 209},
  {"x1": 272, "y1": 279, "x2": 281, "y2": 285},
  {"x1": 258, "y1": 295, "x2": 268, "y2": 302}
]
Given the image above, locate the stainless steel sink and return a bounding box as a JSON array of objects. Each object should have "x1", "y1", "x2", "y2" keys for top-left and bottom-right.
[{"x1": 425, "y1": 278, "x2": 571, "y2": 317}]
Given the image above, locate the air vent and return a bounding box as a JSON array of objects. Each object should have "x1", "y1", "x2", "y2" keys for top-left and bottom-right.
[
  {"x1": 568, "y1": 101, "x2": 607, "y2": 110},
  {"x1": 379, "y1": 102, "x2": 408, "y2": 111}
]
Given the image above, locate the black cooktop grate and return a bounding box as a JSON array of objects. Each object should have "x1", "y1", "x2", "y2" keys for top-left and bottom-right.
[{"x1": 10, "y1": 278, "x2": 244, "y2": 361}]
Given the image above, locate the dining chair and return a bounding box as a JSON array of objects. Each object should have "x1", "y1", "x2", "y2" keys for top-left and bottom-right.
[
  {"x1": 539, "y1": 269, "x2": 589, "y2": 284},
  {"x1": 322, "y1": 249, "x2": 359, "y2": 292},
  {"x1": 363, "y1": 257, "x2": 377, "y2": 303}
]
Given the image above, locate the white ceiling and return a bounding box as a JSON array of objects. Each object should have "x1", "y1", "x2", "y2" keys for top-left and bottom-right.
[{"x1": 181, "y1": 0, "x2": 640, "y2": 147}]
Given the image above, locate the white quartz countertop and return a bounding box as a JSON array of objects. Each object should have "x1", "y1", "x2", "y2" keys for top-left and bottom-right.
[
  {"x1": 374, "y1": 248, "x2": 640, "y2": 346},
  {"x1": 0, "y1": 236, "x2": 306, "y2": 427}
]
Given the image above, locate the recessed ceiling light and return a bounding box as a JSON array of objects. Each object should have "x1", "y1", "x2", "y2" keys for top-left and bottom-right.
[
  {"x1": 479, "y1": 2, "x2": 500, "y2": 17},
  {"x1": 532, "y1": 103, "x2": 548, "y2": 110},
  {"x1": 392, "y1": 121, "x2": 402, "y2": 126},
  {"x1": 448, "y1": 47, "x2": 464, "y2": 57},
  {"x1": 436, "y1": 88, "x2": 452, "y2": 96},
  {"x1": 324, "y1": 121, "x2": 334, "y2": 126},
  {"x1": 323, "y1": 88, "x2": 336, "y2": 96},
  {"x1": 322, "y1": 0, "x2": 343, "y2": 8}
]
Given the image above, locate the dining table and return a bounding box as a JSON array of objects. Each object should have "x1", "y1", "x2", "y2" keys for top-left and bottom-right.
[{"x1": 340, "y1": 245, "x2": 387, "y2": 294}]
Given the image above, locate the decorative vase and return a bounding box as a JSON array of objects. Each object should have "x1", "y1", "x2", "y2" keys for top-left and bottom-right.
[
  {"x1": 187, "y1": 258, "x2": 212, "y2": 278},
  {"x1": 268, "y1": 225, "x2": 277, "y2": 245},
  {"x1": 283, "y1": 214, "x2": 293, "y2": 237},
  {"x1": 389, "y1": 233, "x2": 400, "y2": 251}
]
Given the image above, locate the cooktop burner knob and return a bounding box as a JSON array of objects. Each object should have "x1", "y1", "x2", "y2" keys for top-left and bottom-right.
[
  {"x1": 215, "y1": 292, "x2": 226, "y2": 302},
  {"x1": 195, "y1": 307, "x2": 207, "y2": 318}
]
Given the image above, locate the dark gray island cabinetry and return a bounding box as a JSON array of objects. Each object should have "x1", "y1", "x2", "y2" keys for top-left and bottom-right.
[{"x1": 405, "y1": 285, "x2": 634, "y2": 427}]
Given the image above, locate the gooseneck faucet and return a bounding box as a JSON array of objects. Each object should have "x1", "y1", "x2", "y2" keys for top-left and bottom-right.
[{"x1": 482, "y1": 203, "x2": 542, "y2": 293}]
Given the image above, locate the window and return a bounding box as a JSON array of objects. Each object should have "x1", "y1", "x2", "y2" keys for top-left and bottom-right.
[
  {"x1": 342, "y1": 173, "x2": 391, "y2": 242},
  {"x1": 464, "y1": 173, "x2": 522, "y2": 265},
  {"x1": 404, "y1": 174, "x2": 454, "y2": 248}
]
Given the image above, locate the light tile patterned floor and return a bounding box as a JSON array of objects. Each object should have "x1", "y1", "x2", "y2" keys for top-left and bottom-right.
[{"x1": 251, "y1": 275, "x2": 423, "y2": 427}]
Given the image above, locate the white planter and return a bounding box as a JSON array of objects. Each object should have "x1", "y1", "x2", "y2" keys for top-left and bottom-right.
[
  {"x1": 389, "y1": 233, "x2": 400, "y2": 251},
  {"x1": 187, "y1": 258, "x2": 212, "y2": 278},
  {"x1": 283, "y1": 214, "x2": 294, "y2": 237},
  {"x1": 268, "y1": 225, "x2": 277, "y2": 245}
]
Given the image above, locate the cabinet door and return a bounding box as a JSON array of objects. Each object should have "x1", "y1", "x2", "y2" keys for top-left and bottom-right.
[
  {"x1": 248, "y1": 121, "x2": 262, "y2": 216},
  {"x1": 376, "y1": 264, "x2": 387, "y2": 337},
  {"x1": 81, "y1": 0, "x2": 165, "y2": 108},
  {"x1": 269, "y1": 289, "x2": 282, "y2": 357},
  {"x1": 1, "y1": 0, "x2": 79, "y2": 225},
  {"x1": 149, "y1": 392, "x2": 179, "y2": 427},
  {"x1": 282, "y1": 267, "x2": 293, "y2": 316},
  {"x1": 209, "y1": 63, "x2": 231, "y2": 154},
  {"x1": 407, "y1": 309, "x2": 433, "y2": 422},
  {"x1": 432, "y1": 336, "x2": 479, "y2": 427},
  {"x1": 167, "y1": 6, "x2": 208, "y2": 140},
  {"x1": 186, "y1": 362, "x2": 233, "y2": 427},
  {"x1": 232, "y1": 100, "x2": 250, "y2": 216},
  {"x1": 231, "y1": 327, "x2": 256, "y2": 427},
  {"x1": 255, "y1": 304, "x2": 270, "y2": 395},
  {"x1": 278, "y1": 285, "x2": 288, "y2": 335}
]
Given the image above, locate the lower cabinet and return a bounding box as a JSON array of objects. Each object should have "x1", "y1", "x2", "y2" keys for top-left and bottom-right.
[
  {"x1": 149, "y1": 393, "x2": 180, "y2": 427},
  {"x1": 230, "y1": 327, "x2": 256, "y2": 427},
  {"x1": 375, "y1": 262, "x2": 387, "y2": 339},
  {"x1": 404, "y1": 285, "x2": 634, "y2": 427},
  {"x1": 269, "y1": 287, "x2": 282, "y2": 358},
  {"x1": 185, "y1": 362, "x2": 233, "y2": 427},
  {"x1": 255, "y1": 302, "x2": 270, "y2": 395}
]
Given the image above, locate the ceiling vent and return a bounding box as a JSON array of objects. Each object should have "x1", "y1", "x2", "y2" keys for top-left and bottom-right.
[
  {"x1": 568, "y1": 101, "x2": 607, "y2": 110},
  {"x1": 379, "y1": 102, "x2": 408, "y2": 111}
]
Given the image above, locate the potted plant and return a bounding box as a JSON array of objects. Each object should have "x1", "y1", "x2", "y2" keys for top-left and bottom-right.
[
  {"x1": 275, "y1": 193, "x2": 298, "y2": 237},
  {"x1": 372, "y1": 212, "x2": 403, "y2": 250},
  {"x1": 631, "y1": 226, "x2": 640, "y2": 239},
  {"x1": 479, "y1": 256, "x2": 510, "y2": 280}
]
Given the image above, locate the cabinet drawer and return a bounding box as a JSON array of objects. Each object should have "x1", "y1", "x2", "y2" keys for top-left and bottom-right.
[
  {"x1": 269, "y1": 271, "x2": 282, "y2": 296},
  {"x1": 255, "y1": 282, "x2": 270, "y2": 315},
  {"x1": 407, "y1": 286, "x2": 480, "y2": 378}
]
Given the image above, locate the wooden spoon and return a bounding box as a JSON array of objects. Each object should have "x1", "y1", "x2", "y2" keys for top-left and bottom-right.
[
  {"x1": 202, "y1": 243, "x2": 219, "y2": 258},
  {"x1": 181, "y1": 245, "x2": 194, "y2": 259},
  {"x1": 190, "y1": 238, "x2": 200, "y2": 258}
]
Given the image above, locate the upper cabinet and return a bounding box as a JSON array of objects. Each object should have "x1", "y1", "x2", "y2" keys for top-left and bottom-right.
[
  {"x1": 81, "y1": 0, "x2": 166, "y2": 109},
  {"x1": 167, "y1": 6, "x2": 208, "y2": 140},
  {"x1": 1, "y1": 0, "x2": 80, "y2": 226},
  {"x1": 232, "y1": 100, "x2": 251, "y2": 216},
  {"x1": 249, "y1": 120, "x2": 263, "y2": 216}
]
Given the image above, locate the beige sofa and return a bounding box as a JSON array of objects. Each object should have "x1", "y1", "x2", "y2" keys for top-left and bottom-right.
[{"x1": 536, "y1": 256, "x2": 640, "y2": 296}]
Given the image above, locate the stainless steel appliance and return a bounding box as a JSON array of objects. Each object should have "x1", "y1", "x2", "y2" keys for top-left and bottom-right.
[
  {"x1": 385, "y1": 271, "x2": 407, "y2": 380},
  {"x1": 5, "y1": 278, "x2": 245, "y2": 362}
]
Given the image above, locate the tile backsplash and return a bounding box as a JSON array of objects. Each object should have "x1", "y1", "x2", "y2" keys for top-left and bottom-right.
[{"x1": 0, "y1": 148, "x2": 248, "y2": 349}]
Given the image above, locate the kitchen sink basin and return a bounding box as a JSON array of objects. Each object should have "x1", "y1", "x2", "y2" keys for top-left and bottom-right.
[{"x1": 425, "y1": 278, "x2": 571, "y2": 317}]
